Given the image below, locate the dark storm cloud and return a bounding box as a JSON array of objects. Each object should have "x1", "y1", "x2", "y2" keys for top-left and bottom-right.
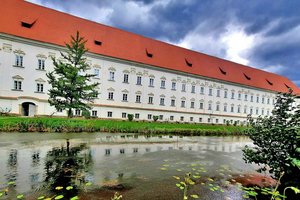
[{"x1": 27, "y1": 0, "x2": 300, "y2": 86}]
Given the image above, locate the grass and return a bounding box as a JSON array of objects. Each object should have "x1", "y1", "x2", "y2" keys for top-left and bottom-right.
[{"x1": 0, "y1": 116, "x2": 247, "y2": 135}]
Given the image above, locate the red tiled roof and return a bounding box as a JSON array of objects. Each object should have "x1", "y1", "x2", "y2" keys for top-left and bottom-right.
[{"x1": 1, "y1": 0, "x2": 300, "y2": 94}]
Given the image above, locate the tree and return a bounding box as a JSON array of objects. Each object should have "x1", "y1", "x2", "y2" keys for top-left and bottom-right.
[
  {"x1": 243, "y1": 91, "x2": 300, "y2": 191},
  {"x1": 47, "y1": 32, "x2": 99, "y2": 117}
]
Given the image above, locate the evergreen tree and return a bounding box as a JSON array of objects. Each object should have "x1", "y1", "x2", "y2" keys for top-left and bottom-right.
[{"x1": 47, "y1": 32, "x2": 99, "y2": 117}]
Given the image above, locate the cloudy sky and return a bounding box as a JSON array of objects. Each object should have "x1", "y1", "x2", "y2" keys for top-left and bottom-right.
[{"x1": 27, "y1": 0, "x2": 300, "y2": 86}]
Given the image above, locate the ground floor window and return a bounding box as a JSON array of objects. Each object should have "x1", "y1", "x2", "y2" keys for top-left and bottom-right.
[
  {"x1": 135, "y1": 113, "x2": 140, "y2": 119},
  {"x1": 148, "y1": 114, "x2": 152, "y2": 120},
  {"x1": 107, "y1": 111, "x2": 112, "y2": 117},
  {"x1": 190, "y1": 117, "x2": 193, "y2": 122},
  {"x1": 199, "y1": 117, "x2": 202, "y2": 122},
  {"x1": 92, "y1": 110, "x2": 97, "y2": 117},
  {"x1": 180, "y1": 116, "x2": 184, "y2": 121},
  {"x1": 170, "y1": 116, "x2": 174, "y2": 121},
  {"x1": 159, "y1": 115, "x2": 163, "y2": 120},
  {"x1": 75, "y1": 109, "x2": 81, "y2": 116},
  {"x1": 122, "y1": 112, "x2": 127, "y2": 118}
]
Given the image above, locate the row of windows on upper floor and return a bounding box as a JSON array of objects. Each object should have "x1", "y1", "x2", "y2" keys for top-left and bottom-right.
[
  {"x1": 13, "y1": 55, "x2": 274, "y2": 104},
  {"x1": 12, "y1": 79, "x2": 44, "y2": 93},
  {"x1": 107, "y1": 91, "x2": 271, "y2": 116}
]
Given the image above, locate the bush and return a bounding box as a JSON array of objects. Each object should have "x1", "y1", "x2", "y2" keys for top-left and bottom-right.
[
  {"x1": 243, "y1": 92, "x2": 300, "y2": 195},
  {"x1": 153, "y1": 115, "x2": 159, "y2": 122},
  {"x1": 127, "y1": 114, "x2": 134, "y2": 121},
  {"x1": 82, "y1": 110, "x2": 91, "y2": 119}
]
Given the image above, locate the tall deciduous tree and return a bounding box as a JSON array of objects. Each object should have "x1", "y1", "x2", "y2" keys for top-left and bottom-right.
[
  {"x1": 243, "y1": 91, "x2": 300, "y2": 191},
  {"x1": 47, "y1": 32, "x2": 99, "y2": 117}
]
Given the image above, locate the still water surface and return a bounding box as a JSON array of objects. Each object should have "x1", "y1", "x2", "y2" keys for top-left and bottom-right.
[{"x1": 0, "y1": 133, "x2": 255, "y2": 199}]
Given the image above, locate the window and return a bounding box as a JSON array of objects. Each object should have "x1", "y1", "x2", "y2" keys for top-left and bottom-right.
[
  {"x1": 38, "y1": 59, "x2": 45, "y2": 70},
  {"x1": 92, "y1": 110, "x2": 97, "y2": 117},
  {"x1": 171, "y1": 82, "x2": 176, "y2": 90},
  {"x1": 149, "y1": 78, "x2": 154, "y2": 87},
  {"x1": 122, "y1": 112, "x2": 127, "y2": 118},
  {"x1": 107, "y1": 111, "x2": 113, "y2": 117},
  {"x1": 57, "y1": 108, "x2": 63, "y2": 112},
  {"x1": 208, "y1": 118, "x2": 211, "y2": 123},
  {"x1": 170, "y1": 116, "x2": 174, "y2": 121},
  {"x1": 256, "y1": 96, "x2": 259, "y2": 103},
  {"x1": 136, "y1": 95, "x2": 141, "y2": 103},
  {"x1": 161, "y1": 80, "x2": 166, "y2": 88},
  {"x1": 237, "y1": 106, "x2": 241, "y2": 113},
  {"x1": 216, "y1": 104, "x2": 220, "y2": 111},
  {"x1": 122, "y1": 93, "x2": 128, "y2": 101},
  {"x1": 250, "y1": 108, "x2": 253, "y2": 115},
  {"x1": 200, "y1": 87, "x2": 204, "y2": 94},
  {"x1": 159, "y1": 115, "x2": 163, "y2": 120},
  {"x1": 120, "y1": 149, "x2": 125, "y2": 154},
  {"x1": 217, "y1": 89, "x2": 220, "y2": 97},
  {"x1": 133, "y1": 148, "x2": 138, "y2": 153},
  {"x1": 109, "y1": 71, "x2": 115, "y2": 81},
  {"x1": 256, "y1": 108, "x2": 259, "y2": 115},
  {"x1": 199, "y1": 102, "x2": 204, "y2": 109},
  {"x1": 191, "y1": 85, "x2": 195, "y2": 93},
  {"x1": 15, "y1": 55, "x2": 23, "y2": 67},
  {"x1": 108, "y1": 92, "x2": 114, "y2": 100},
  {"x1": 224, "y1": 105, "x2": 227, "y2": 112},
  {"x1": 137, "y1": 76, "x2": 142, "y2": 85},
  {"x1": 105, "y1": 149, "x2": 111, "y2": 155},
  {"x1": 244, "y1": 107, "x2": 247, "y2": 114},
  {"x1": 148, "y1": 114, "x2": 152, "y2": 120},
  {"x1": 199, "y1": 118, "x2": 202, "y2": 122},
  {"x1": 180, "y1": 116, "x2": 184, "y2": 121},
  {"x1": 209, "y1": 88, "x2": 213, "y2": 96},
  {"x1": 261, "y1": 109, "x2": 265, "y2": 115},
  {"x1": 267, "y1": 98, "x2": 270, "y2": 104},
  {"x1": 13, "y1": 80, "x2": 22, "y2": 90},
  {"x1": 75, "y1": 109, "x2": 81, "y2": 116},
  {"x1": 148, "y1": 96, "x2": 153, "y2": 104},
  {"x1": 238, "y1": 93, "x2": 241, "y2": 100},
  {"x1": 208, "y1": 103, "x2": 212, "y2": 110},
  {"x1": 171, "y1": 99, "x2": 175, "y2": 107},
  {"x1": 135, "y1": 113, "x2": 140, "y2": 119},
  {"x1": 250, "y1": 95, "x2": 253, "y2": 102},
  {"x1": 224, "y1": 90, "x2": 228, "y2": 98},
  {"x1": 262, "y1": 97, "x2": 265, "y2": 104},
  {"x1": 182, "y1": 84, "x2": 186, "y2": 92},
  {"x1": 123, "y1": 74, "x2": 129, "y2": 83},
  {"x1": 181, "y1": 101, "x2": 185, "y2": 108},
  {"x1": 231, "y1": 92, "x2": 235, "y2": 99},
  {"x1": 190, "y1": 101, "x2": 195, "y2": 108},
  {"x1": 190, "y1": 117, "x2": 193, "y2": 122},
  {"x1": 36, "y1": 83, "x2": 44, "y2": 93},
  {"x1": 160, "y1": 98, "x2": 165, "y2": 106},
  {"x1": 267, "y1": 110, "x2": 270, "y2": 115},
  {"x1": 231, "y1": 105, "x2": 234, "y2": 112},
  {"x1": 245, "y1": 94, "x2": 248, "y2": 101},
  {"x1": 215, "y1": 119, "x2": 219, "y2": 124}
]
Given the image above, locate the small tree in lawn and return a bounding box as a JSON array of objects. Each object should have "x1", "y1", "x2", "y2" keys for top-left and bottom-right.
[
  {"x1": 243, "y1": 91, "x2": 300, "y2": 192},
  {"x1": 47, "y1": 32, "x2": 99, "y2": 117}
]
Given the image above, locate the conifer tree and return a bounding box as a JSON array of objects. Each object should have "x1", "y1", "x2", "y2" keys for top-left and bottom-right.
[{"x1": 47, "y1": 32, "x2": 99, "y2": 117}]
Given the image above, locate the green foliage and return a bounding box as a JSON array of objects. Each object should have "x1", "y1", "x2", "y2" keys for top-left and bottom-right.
[
  {"x1": 82, "y1": 110, "x2": 91, "y2": 119},
  {"x1": 127, "y1": 114, "x2": 134, "y2": 121},
  {"x1": 153, "y1": 115, "x2": 159, "y2": 122},
  {"x1": 47, "y1": 32, "x2": 99, "y2": 117},
  {"x1": 243, "y1": 92, "x2": 300, "y2": 190}
]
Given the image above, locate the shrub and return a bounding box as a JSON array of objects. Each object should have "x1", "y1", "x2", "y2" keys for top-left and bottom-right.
[
  {"x1": 153, "y1": 115, "x2": 159, "y2": 122},
  {"x1": 127, "y1": 114, "x2": 134, "y2": 121},
  {"x1": 243, "y1": 92, "x2": 300, "y2": 195},
  {"x1": 82, "y1": 110, "x2": 91, "y2": 119}
]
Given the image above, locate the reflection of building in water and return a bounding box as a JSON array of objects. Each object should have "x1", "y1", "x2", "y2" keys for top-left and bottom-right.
[{"x1": 6, "y1": 149, "x2": 18, "y2": 183}]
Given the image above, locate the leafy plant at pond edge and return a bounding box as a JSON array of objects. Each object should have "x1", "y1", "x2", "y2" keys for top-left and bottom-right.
[
  {"x1": 243, "y1": 91, "x2": 300, "y2": 197},
  {"x1": 175, "y1": 172, "x2": 199, "y2": 199}
]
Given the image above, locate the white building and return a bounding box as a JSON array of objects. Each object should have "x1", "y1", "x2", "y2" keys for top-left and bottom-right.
[{"x1": 0, "y1": 0, "x2": 299, "y2": 124}]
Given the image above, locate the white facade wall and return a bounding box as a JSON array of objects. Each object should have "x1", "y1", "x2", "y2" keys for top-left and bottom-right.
[{"x1": 0, "y1": 34, "x2": 278, "y2": 124}]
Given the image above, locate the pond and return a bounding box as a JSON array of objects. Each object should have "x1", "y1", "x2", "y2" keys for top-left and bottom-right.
[{"x1": 0, "y1": 133, "x2": 256, "y2": 200}]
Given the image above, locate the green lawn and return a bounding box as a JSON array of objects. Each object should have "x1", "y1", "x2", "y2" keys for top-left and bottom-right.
[{"x1": 0, "y1": 116, "x2": 247, "y2": 135}]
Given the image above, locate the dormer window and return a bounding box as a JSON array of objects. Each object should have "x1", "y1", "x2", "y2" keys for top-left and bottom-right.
[
  {"x1": 146, "y1": 49, "x2": 153, "y2": 58},
  {"x1": 244, "y1": 73, "x2": 251, "y2": 80},
  {"x1": 266, "y1": 79, "x2": 273, "y2": 86},
  {"x1": 94, "y1": 40, "x2": 102, "y2": 46},
  {"x1": 185, "y1": 58, "x2": 192, "y2": 67},
  {"x1": 21, "y1": 17, "x2": 36, "y2": 29},
  {"x1": 219, "y1": 67, "x2": 226, "y2": 75}
]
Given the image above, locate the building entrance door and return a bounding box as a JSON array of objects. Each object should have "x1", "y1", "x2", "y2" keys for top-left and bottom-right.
[{"x1": 21, "y1": 102, "x2": 36, "y2": 116}]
